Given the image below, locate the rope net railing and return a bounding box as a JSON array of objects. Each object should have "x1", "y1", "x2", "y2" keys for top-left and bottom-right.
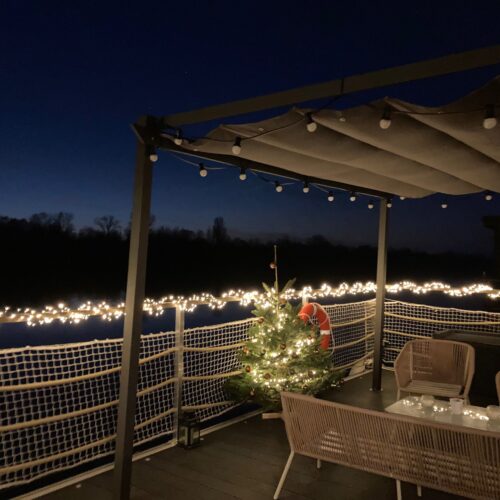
[
  {"x1": 0, "y1": 317, "x2": 259, "y2": 489},
  {"x1": 0, "y1": 299, "x2": 499, "y2": 489},
  {"x1": 323, "y1": 300, "x2": 375, "y2": 370},
  {"x1": 383, "y1": 300, "x2": 500, "y2": 364}
]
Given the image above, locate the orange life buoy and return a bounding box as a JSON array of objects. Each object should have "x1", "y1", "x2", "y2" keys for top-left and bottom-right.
[{"x1": 298, "y1": 302, "x2": 331, "y2": 350}]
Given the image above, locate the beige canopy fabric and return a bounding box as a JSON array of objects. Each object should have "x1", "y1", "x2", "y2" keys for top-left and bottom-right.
[{"x1": 168, "y1": 77, "x2": 500, "y2": 198}]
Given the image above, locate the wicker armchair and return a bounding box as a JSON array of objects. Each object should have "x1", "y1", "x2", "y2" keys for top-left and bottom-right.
[
  {"x1": 496, "y1": 371, "x2": 500, "y2": 404},
  {"x1": 394, "y1": 339, "x2": 474, "y2": 403}
]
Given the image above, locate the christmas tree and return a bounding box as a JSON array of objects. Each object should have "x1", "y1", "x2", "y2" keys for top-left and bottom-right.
[{"x1": 226, "y1": 279, "x2": 340, "y2": 411}]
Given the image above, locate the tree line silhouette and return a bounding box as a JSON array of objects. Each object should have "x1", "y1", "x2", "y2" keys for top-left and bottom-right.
[{"x1": 0, "y1": 212, "x2": 492, "y2": 307}]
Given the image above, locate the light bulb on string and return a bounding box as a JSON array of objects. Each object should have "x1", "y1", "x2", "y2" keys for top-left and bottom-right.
[
  {"x1": 275, "y1": 182, "x2": 283, "y2": 193},
  {"x1": 199, "y1": 163, "x2": 208, "y2": 177},
  {"x1": 368, "y1": 200, "x2": 374, "y2": 209},
  {"x1": 327, "y1": 191, "x2": 335, "y2": 202},
  {"x1": 148, "y1": 147, "x2": 158, "y2": 163},
  {"x1": 379, "y1": 107, "x2": 392, "y2": 129},
  {"x1": 306, "y1": 113, "x2": 317, "y2": 133},
  {"x1": 483, "y1": 105, "x2": 497, "y2": 130},
  {"x1": 484, "y1": 192, "x2": 493, "y2": 201},
  {"x1": 239, "y1": 167, "x2": 247, "y2": 181},
  {"x1": 232, "y1": 137, "x2": 242, "y2": 155},
  {"x1": 387, "y1": 198, "x2": 393, "y2": 208},
  {"x1": 399, "y1": 196, "x2": 406, "y2": 201},
  {"x1": 174, "y1": 130, "x2": 183, "y2": 146},
  {"x1": 349, "y1": 192, "x2": 357, "y2": 202},
  {"x1": 302, "y1": 181, "x2": 310, "y2": 194},
  {"x1": 441, "y1": 200, "x2": 448, "y2": 209}
]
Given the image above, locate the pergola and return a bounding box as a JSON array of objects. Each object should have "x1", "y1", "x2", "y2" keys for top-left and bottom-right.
[{"x1": 114, "y1": 45, "x2": 500, "y2": 498}]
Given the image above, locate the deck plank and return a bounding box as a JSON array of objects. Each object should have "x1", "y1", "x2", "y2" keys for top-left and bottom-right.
[{"x1": 39, "y1": 372, "x2": 463, "y2": 499}]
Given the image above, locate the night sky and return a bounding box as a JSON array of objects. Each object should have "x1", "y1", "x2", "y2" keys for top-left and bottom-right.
[{"x1": 2, "y1": 1, "x2": 500, "y2": 255}]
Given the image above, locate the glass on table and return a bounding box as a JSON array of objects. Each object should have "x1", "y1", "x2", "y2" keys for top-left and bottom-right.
[
  {"x1": 420, "y1": 395, "x2": 435, "y2": 408},
  {"x1": 450, "y1": 397, "x2": 464, "y2": 415},
  {"x1": 486, "y1": 405, "x2": 500, "y2": 421}
]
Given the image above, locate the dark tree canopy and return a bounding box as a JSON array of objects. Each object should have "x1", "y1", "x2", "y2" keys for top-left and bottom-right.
[{"x1": 0, "y1": 213, "x2": 493, "y2": 307}]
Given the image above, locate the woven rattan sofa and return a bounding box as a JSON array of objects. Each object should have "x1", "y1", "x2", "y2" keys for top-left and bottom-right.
[
  {"x1": 394, "y1": 338, "x2": 475, "y2": 403},
  {"x1": 275, "y1": 392, "x2": 500, "y2": 500}
]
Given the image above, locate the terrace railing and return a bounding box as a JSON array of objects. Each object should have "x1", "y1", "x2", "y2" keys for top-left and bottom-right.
[
  {"x1": 0, "y1": 298, "x2": 499, "y2": 491},
  {"x1": 383, "y1": 300, "x2": 500, "y2": 364}
]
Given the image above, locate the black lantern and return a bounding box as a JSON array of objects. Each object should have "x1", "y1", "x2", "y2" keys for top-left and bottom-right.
[{"x1": 178, "y1": 412, "x2": 201, "y2": 449}]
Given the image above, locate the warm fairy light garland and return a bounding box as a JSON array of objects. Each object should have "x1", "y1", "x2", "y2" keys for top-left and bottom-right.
[{"x1": 0, "y1": 281, "x2": 497, "y2": 327}]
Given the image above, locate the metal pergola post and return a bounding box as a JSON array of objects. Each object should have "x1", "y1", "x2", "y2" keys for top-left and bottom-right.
[
  {"x1": 372, "y1": 198, "x2": 389, "y2": 391},
  {"x1": 114, "y1": 135, "x2": 154, "y2": 500}
]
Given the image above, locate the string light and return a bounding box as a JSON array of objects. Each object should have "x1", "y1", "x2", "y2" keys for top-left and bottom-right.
[
  {"x1": 170, "y1": 151, "x2": 491, "y2": 208},
  {"x1": 199, "y1": 163, "x2": 208, "y2": 177},
  {"x1": 174, "y1": 130, "x2": 183, "y2": 146},
  {"x1": 441, "y1": 201, "x2": 448, "y2": 209},
  {"x1": 306, "y1": 113, "x2": 317, "y2": 133},
  {"x1": 148, "y1": 148, "x2": 158, "y2": 163},
  {"x1": 232, "y1": 137, "x2": 242, "y2": 155},
  {"x1": 1, "y1": 281, "x2": 496, "y2": 327},
  {"x1": 483, "y1": 105, "x2": 497, "y2": 130},
  {"x1": 379, "y1": 107, "x2": 392, "y2": 129},
  {"x1": 368, "y1": 200, "x2": 374, "y2": 209}
]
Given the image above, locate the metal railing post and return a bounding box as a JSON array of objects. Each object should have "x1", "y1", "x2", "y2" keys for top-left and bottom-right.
[{"x1": 173, "y1": 306, "x2": 185, "y2": 442}]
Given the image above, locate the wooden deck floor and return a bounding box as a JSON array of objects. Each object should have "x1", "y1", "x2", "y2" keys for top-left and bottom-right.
[{"x1": 39, "y1": 371, "x2": 463, "y2": 500}]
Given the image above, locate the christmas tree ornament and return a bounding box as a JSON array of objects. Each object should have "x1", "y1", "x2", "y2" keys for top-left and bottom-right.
[
  {"x1": 280, "y1": 343, "x2": 286, "y2": 350},
  {"x1": 245, "y1": 365, "x2": 252, "y2": 373}
]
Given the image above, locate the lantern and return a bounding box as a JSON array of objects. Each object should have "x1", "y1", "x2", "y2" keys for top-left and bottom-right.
[{"x1": 178, "y1": 412, "x2": 201, "y2": 449}]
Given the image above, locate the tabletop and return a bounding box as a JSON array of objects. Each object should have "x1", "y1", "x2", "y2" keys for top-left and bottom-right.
[{"x1": 385, "y1": 396, "x2": 500, "y2": 433}]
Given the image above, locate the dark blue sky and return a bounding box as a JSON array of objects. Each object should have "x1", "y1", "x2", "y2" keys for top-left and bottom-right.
[{"x1": 1, "y1": 1, "x2": 500, "y2": 254}]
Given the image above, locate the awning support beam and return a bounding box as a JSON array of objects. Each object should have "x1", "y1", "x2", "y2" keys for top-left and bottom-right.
[
  {"x1": 372, "y1": 198, "x2": 389, "y2": 391},
  {"x1": 163, "y1": 45, "x2": 500, "y2": 127}
]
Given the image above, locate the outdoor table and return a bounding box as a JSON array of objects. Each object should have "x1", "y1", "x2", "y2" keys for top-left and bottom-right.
[{"x1": 385, "y1": 396, "x2": 500, "y2": 433}]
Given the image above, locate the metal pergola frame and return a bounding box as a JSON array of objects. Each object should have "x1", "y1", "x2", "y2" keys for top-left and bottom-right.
[{"x1": 113, "y1": 44, "x2": 500, "y2": 499}]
